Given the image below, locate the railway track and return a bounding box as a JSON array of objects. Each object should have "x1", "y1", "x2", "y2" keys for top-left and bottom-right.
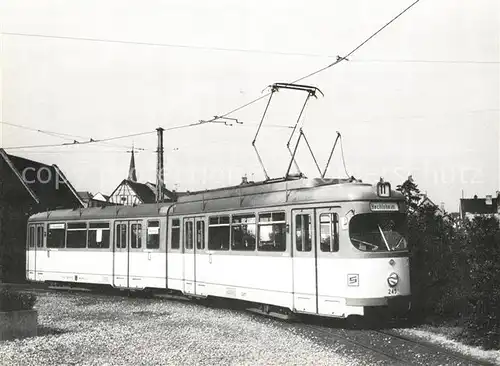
[
  {"x1": 301, "y1": 323, "x2": 413, "y2": 365},
  {"x1": 245, "y1": 311, "x2": 494, "y2": 365},
  {"x1": 374, "y1": 329, "x2": 495, "y2": 366},
  {"x1": 3, "y1": 283, "x2": 495, "y2": 365},
  {"x1": 295, "y1": 319, "x2": 495, "y2": 366},
  {"x1": 1, "y1": 282, "x2": 190, "y2": 303}
]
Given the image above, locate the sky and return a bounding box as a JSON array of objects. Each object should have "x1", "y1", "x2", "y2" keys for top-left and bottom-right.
[{"x1": 0, "y1": 0, "x2": 498, "y2": 212}]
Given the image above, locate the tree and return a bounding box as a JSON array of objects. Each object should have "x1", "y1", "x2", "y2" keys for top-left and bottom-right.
[{"x1": 397, "y1": 175, "x2": 421, "y2": 213}]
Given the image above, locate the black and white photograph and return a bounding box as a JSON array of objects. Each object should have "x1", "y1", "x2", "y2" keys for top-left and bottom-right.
[{"x1": 0, "y1": 0, "x2": 499, "y2": 365}]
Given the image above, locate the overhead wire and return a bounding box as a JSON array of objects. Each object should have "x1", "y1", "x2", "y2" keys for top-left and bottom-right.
[
  {"x1": 2, "y1": 1, "x2": 422, "y2": 176},
  {"x1": 3, "y1": 32, "x2": 497, "y2": 65},
  {"x1": 351, "y1": 59, "x2": 499, "y2": 65},
  {"x1": 1, "y1": 120, "x2": 234, "y2": 151},
  {"x1": 0, "y1": 120, "x2": 154, "y2": 151},
  {"x1": 208, "y1": 0, "x2": 421, "y2": 179},
  {"x1": 2, "y1": 130, "x2": 156, "y2": 150},
  {"x1": 210, "y1": 0, "x2": 421, "y2": 122},
  {"x1": 291, "y1": 0, "x2": 421, "y2": 84}
]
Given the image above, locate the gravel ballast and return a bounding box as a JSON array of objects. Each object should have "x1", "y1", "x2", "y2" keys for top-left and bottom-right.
[{"x1": 0, "y1": 292, "x2": 364, "y2": 366}]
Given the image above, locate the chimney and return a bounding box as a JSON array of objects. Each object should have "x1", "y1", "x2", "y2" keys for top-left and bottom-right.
[
  {"x1": 240, "y1": 176, "x2": 249, "y2": 185},
  {"x1": 440, "y1": 202, "x2": 445, "y2": 211},
  {"x1": 474, "y1": 194, "x2": 478, "y2": 199}
]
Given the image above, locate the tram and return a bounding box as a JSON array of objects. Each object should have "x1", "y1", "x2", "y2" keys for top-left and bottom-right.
[{"x1": 26, "y1": 176, "x2": 410, "y2": 318}]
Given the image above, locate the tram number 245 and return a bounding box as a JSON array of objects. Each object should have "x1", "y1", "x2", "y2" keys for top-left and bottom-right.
[{"x1": 388, "y1": 288, "x2": 398, "y2": 295}]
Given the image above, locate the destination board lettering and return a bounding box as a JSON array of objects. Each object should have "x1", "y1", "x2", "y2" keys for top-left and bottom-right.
[{"x1": 370, "y1": 202, "x2": 399, "y2": 211}]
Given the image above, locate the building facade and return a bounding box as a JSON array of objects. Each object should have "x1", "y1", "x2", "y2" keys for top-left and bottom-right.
[
  {"x1": 0, "y1": 149, "x2": 83, "y2": 282},
  {"x1": 460, "y1": 193, "x2": 500, "y2": 220}
]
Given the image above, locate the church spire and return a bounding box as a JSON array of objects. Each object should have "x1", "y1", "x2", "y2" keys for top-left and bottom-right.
[{"x1": 128, "y1": 145, "x2": 137, "y2": 182}]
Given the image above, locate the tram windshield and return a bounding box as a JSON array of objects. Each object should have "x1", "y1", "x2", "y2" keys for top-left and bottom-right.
[{"x1": 349, "y1": 213, "x2": 408, "y2": 252}]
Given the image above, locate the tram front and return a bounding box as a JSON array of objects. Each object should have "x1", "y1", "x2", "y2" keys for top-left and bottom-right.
[{"x1": 339, "y1": 180, "x2": 411, "y2": 319}]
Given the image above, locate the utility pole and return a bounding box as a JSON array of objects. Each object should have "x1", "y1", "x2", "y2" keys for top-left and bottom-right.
[
  {"x1": 156, "y1": 127, "x2": 165, "y2": 203},
  {"x1": 0, "y1": 166, "x2": 4, "y2": 283}
]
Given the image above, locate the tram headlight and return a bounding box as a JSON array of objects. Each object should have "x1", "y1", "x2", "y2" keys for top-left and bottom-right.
[{"x1": 387, "y1": 272, "x2": 399, "y2": 287}]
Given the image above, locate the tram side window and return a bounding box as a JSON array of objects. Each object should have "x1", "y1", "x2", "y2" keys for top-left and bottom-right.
[
  {"x1": 147, "y1": 220, "x2": 160, "y2": 249},
  {"x1": 258, "y1": 212, "x2": 286, "y2": 252},
  {"x1": 66, "y1": 222, "x2": 87, "y2": 248},
  {"x1": 196, "y1": 221, "x2": 205, "y2": 250},
  {"x1": 88, "y1": 222, "x2": 110, "y2": 249},
  {"x1": 131, "y1": 223, "x2": 142, "y2": 249},
  {"x1": 171, "y1": 219, "x2": 180, "y2": 249},
  {"x1": 47, "y1": 223, "x2": 66, "y2": 248},
  {"x1": 185, "y1": 221, "x2": 194, "y2": 250},
  {"x1": 232, "y1": 214, "x2": 256, "y2": 251},
  {"x1": 295, "y1": 214, "x2": 312, "y2": 252},
  {"x1": 208, "y1": 216, "x2": 230, "y2": 251},
  {"x1": 28, "y1": 226, "x2": 35, "y2": 248},
  {"x1": 320, "y1": 213, "x2": 339, "y2": 252},
  {"x1": 37, "y1": 226, "x2": 44, "y2": 248}
]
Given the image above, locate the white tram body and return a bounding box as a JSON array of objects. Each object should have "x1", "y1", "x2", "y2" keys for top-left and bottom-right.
[{"x1": 26, "y1": 177, "x2": 410, "y2": 318}]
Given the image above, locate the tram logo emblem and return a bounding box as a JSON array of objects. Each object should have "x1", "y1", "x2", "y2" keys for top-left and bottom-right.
[
  {"x1": 387, "y1": 272, "x2": 399, "y2": 287},
  {"x1": 347, "y1": 274, "x2": 359, "y2": 287}
]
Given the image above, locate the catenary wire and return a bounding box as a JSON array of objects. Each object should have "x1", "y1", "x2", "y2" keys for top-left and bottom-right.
[
  {"x1": 0, "y1": 120, "x2": 153, "y2": 151},
  {"x1": 1, "y1": 119, "x2": 234, "y2": 150},
  {"x1": 291, "y1": 0, "x2": 421, "y2": 84},
  {"x1": 3, "y1": 32, "x2": 497, "y2": 65},
  {"x1": 2, "y1": 130, "x2": 156, "y2": 150},
  {"x1": 212, "y1": 0, "x2": 421, "y2": 121}
]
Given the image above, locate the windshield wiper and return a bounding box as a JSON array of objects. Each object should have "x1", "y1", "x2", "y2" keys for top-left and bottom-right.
[
  {"x1": 351, "y1": 238, "x2": 379, "y2": 250},
  {"x1": 393, "y1": 236, "x2": 404, "y2": 250},
  {"x1": 378, "y1": 225, "x2": 391, "y2": 251}
]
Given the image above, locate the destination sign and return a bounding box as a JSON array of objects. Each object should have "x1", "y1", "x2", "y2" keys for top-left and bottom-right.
[
  {"x1": 370, "y1": 202, "x2": 399, "y2": 212},
  {"x1": 48, "y1": 223, "x2": 65, "y2": 229}
]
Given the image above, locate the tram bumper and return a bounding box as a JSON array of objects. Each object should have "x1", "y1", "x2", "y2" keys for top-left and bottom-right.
[{"x1": 346, "y1": 295, "x2": 411, "y2": 317}]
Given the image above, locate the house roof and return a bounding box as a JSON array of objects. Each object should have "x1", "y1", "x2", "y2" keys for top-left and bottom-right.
[
  {"x1": 108, "y1": 179, "x2": 176, "y2": 204},
  {"x1": 461, "y1": 197, "x2": 499, "y2": 215},
  {"x1": 146, "y1": 182, "x2": 175, "y2": 200},
  {"x1": 419, "y1": 195, "x2": 437, "y2": 207},
  {"x1": 126, "y1": 180, "x2": 157, "y2": 203},
  {"x1": 92, "y1": 192, "x2": 109, "y2": 201},
  {"x1": 77, "y1": 191, "x2": 94, "y2": 202},
  {"x1": 0, "y1": 149, "x2": 84, "y2": 208}
]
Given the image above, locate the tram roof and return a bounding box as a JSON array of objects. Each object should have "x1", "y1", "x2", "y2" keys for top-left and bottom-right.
[
  {"x1": 28, "y1": 177, "x2": 405, "y2": 221},
  {"x1": 176, "y1": 177, "x2": 355, "y2": 202},
  {"x1": 28, "y1": 202, "x2": 172, "y2": 222},
  {"x1": 167, "y1": 177, "x2": 404, "y2": 215}
]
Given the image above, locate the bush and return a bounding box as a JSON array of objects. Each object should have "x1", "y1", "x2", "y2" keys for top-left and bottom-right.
[
  {"x1": 460, "y1": 216, "x2": 500, "y2": 349},
  {"x1": 408, "y1": 209, "x2": 500, "y2": 350},
  {"x1": 408, "y1": 206, "x2": 468, "y2": 320},
  {"x1": 0, "y1": 286, "x2": 37, "y2": 312}
]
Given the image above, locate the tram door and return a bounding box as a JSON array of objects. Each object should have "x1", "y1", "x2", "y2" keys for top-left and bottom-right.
[
  {"x1": 33, "y1": 224, "x2": 45, "y2": 282},
  {"x1": 183, "y1": 218, "x2": 196, "y2": 294},
  {"x1": 27, "y1": 225, "x2": 36, "y2": 280},
  {"x1": 292, "y1": 209, "x2": 318, "y2": 314},
  {"x1": 113, "y1": 221, "x2": 129, "y2": 288}
]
